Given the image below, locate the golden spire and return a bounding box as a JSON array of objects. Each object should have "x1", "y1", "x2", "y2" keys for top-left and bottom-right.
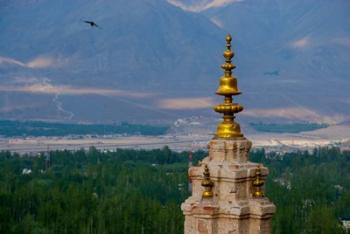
[
  {"x1": 252, "y1": 165, "x2": 265, "y2": 198},
  {"x1": 201, "y1": 164, "x2": 214, "y2": 198},
  {"x1": 214, "y1": 34, "x2": 244, "y2": 138}
]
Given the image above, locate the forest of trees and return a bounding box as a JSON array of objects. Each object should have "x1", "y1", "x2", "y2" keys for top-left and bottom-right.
[
  {"x1": 249, "y1": 122, "x2": 328, "y2": 133},
  {"x1": 0, "y1": 146, "x2": 349, "y2": 234},
  {"x1": 0, "y1": 120, "x2": 168, "y2": 137}
]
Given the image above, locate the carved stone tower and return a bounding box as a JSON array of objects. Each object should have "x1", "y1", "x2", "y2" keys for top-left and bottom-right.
[{"x1": 181, "y1": 34, "x2": 276, "y2": 234}]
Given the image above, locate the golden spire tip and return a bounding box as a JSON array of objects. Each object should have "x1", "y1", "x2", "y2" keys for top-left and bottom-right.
[
  {"x1": 226, "y1": 34, "x2": 232, "y2": 44},
  {"x1": 201, "y1": 164, "x2": 214, "y2": 198},
  {"x1": 213, "y1": 34, "x2": 244, "y2": 138},
  {"x1": 253, "y1": 165, "x2": 265, "y2": 198}
]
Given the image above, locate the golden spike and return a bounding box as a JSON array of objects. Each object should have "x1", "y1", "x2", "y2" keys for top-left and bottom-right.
[
  {"x1": 201, "y1": 164, "x2": 214, "y2": 198},
  {"x1": 214, "y1": 34, "x2": 243, "y2": 138},
  {"x1": 252, "y1": 165, "x2": 265, "y2": 198}
]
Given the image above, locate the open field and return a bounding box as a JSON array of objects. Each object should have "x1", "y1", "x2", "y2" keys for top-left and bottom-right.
[{"x1": 1, "y1": 124, "x2": 349, "y2": 155}]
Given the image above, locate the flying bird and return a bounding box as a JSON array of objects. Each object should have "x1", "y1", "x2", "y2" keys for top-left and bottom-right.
[{"x1": 83, "y1": 20, "x2": 101, "y2": 29}]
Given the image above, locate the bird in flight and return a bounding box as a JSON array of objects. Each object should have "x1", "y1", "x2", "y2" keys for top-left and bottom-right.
[{"x1": 83, "y1": 20, "x2": 101, "y2": 29}]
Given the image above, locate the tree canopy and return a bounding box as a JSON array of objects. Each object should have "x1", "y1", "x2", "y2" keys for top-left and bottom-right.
[{"x1": 0, "y1": 147, "x2": 349, "y2": 233}]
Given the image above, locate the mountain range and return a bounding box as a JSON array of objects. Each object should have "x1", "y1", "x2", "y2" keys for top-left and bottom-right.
[{"x1": 0, "y1": 0, "x2": 349, "y2": 125}]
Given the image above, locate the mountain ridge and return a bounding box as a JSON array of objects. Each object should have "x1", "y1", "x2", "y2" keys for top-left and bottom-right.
[{"x1": 0, "y1": 0, "x2": 349, "y2": 124}]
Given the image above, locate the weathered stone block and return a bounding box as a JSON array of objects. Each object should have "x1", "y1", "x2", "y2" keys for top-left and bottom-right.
[{"x1": 182, "y1": 138, "x2": 275, "y2": 234}]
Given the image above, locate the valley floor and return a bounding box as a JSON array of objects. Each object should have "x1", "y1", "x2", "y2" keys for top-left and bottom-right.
[{"x1": 1, "y1": 124, "x2": 349, "y2": 155}]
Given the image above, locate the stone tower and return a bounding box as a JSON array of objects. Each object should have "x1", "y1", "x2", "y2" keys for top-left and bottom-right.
[{"x1": 181, "y1": 34, "x2": 276, "y2": 234}]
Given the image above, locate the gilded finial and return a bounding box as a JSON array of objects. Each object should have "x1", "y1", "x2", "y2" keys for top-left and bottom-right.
[
  {"x1": 214, "y1": 34, "x2": 243, "y2": 138},
  {"x1": 252, "y1": 165, "x2": 265, "y2": 198},
  {"x1": 201, "y1": 164, "x2": 214, "y2": 198},
  {"x1": 222, "y1": 34, "x2": 235, "y2": 77}
]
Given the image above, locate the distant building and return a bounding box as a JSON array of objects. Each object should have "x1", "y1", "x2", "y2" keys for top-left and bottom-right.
[
  {"x1": 22, "y1": 168, "x2": 32, "y2": 175},
  {"x1": 340, "y1": 140, "x2": 350, "y2": 152},
  {"x1": 340, "y1": 215, "x2": 350, "y2": 230}
]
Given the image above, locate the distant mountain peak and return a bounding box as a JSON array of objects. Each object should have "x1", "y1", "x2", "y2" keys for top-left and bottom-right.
[
  {"x1": 167, "y1": 0, "x2": 242, "y2": 12},
  {"x1": 0, "y1": 0, "x2": 349, "y2": 123}
]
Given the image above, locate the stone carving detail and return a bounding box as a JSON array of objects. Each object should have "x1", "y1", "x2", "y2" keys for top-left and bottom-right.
[
  {"x1": 198, "y1": 220, "x2": 209, "y2": 234},
  {"x1": 181, "y1": 138, "x2": 276, "y2": 234}
]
